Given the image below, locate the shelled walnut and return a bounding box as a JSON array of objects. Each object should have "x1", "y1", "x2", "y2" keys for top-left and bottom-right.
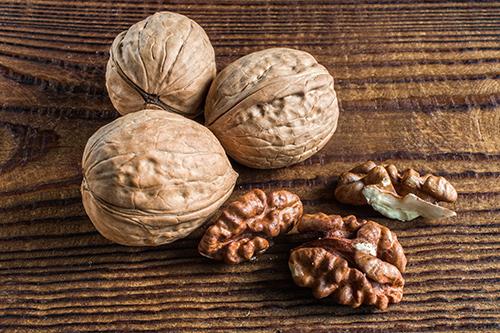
[
  {"x1": 81, "y1": 109, "x2": 238, "y2": 246},
  {"x1": 198, "y1": 189, "x2": 303, "y2": 264},
  {"x1": 335, "y1": 161, "x2": 457, "y2": 221},
  {"x1": 289, "y1": 213, "x2": 407, "y2": 310},
  {"x1": 204, "y1": 48, "x2": 339, "y2": 169},
  {"x1": 106, "y1": 11, "x2": 216, "y2": 117}
]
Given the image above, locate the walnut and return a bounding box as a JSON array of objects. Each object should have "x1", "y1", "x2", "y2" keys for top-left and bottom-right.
[
  {"x1": 335, "y1": 161, "x2": 457, "y2": 221},
  {"x1": 204, "y1": 48, "x2": 339, "y2": 169},
  {"x1": 198, "y1": 189, "x2": 303, "y2": 264},
  {"x1": 106, "y1": 12, "x2": 216, "y2": 117},
  {"x1": 81, "y1": 109, "x2": 238, "y2": 246},
  {"x1": 289, "y1": 213, "x2": 407, "y2": 310}
]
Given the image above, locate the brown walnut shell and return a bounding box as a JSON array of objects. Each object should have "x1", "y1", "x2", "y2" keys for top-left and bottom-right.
[
  {"x1": 81, "y1": 109, "x2": 238, "y2": 246},
  {"x1": 198, "y1": 189, "x2": 303, "y2": 264},
  {"x1": 205, "y1": 48, "x2": 339, "y2": 169},
  {"x1": 106, "y1": 11, "x2": 216, "y2": 117},
  {"x1": 289, "y1": 213, "x2": 406, "y2": 310}
]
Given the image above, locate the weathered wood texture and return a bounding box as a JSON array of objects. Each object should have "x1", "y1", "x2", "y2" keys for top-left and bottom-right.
[{"x1": 0, "y1": 0, "x2": 499, "y2": 332}]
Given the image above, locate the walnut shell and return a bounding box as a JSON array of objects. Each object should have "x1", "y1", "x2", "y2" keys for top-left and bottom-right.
[
  {"x1": 81, "y1": 109, "x2": 238, "y2": 246},
  {"x1": 106, "y1": 12, "x2": 216, "y2": 117},
  {"x1": 205, "y1": 48, "x2": 339, "y2": 169}
]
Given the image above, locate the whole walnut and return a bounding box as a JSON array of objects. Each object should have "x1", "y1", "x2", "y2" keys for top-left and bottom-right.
[
  {"x1": 81, "y1": 109, "x2": 238, "y2": 246},
  {"x1": 106, "y1": 12, "x2": 216, "y2": 117},
  {"x1": 205, "y1": 48, "x2": 339, "y2": 169}
]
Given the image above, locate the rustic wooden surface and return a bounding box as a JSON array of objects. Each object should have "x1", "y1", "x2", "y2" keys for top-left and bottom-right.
[{"x1": 0, "y1": 0, "x2": 499, "y2": 332}]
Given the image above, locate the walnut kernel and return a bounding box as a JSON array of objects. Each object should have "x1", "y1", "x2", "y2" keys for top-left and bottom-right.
[
  {"x1": 289, "y1": 213, "x2": 407, "y2": 310},
  {"x1": 198, "y1": 189, "x2": 303, "y2": 264},
  {"x1": 335, "y1": 161, "x2": 457, "y2": 221}
]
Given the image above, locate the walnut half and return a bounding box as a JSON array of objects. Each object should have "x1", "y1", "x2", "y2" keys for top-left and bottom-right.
[
  {"x1": 335, "y1": 161, "x2": 457, "y2": 221},
  {"x1": 198, "y1": 189, "x2": 303, "y2": 264},
  {"x1": 289, "y1": 213, "x2": 406, "y2": 310}
]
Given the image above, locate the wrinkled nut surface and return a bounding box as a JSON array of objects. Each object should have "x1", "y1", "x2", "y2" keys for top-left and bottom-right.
[
  {"x1": 198, "y1": 189, "x2": 303, "y2": 264},
  {"x1": 81, "y1": 109, "x2": 238, "y2": 246},
  {"x1": 205, "y1": 48, "x2": 339, "y2": 169},
  {"x1": 289, "y1": 213, "x2": 407, "y2": 310},
  {"x1": 106, "y1": 11, "x2": 216, "y2": 117},
  {"x1": 335, "y1": 161, "x2": 457, "y2": 221}
]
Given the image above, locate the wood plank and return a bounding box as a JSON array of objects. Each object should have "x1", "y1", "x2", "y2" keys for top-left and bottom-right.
[{"x1": 0, "y1": 0, "x2": 499, "y2": 332}]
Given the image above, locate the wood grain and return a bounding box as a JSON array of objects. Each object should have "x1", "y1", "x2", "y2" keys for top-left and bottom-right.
[{"x1": 0, "y1": 0, "x2": 499, "y2": 332}]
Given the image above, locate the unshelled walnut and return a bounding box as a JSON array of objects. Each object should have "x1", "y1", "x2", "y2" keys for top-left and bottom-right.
[
  {"x1": 289, "y1": 213, "x2": 407, "y2": 310},
  {"x1": 205, "y1": 48, "x2": 339, "y2": 169},
  {"x1": 81, "y1": 109, "x2": 238, "y2": 246},
  {"x1": 106, "y1": 11, "x2": 216, "y2": 117},
  {"x1": 335, "y1": 161, "x2": 457, "y2": 221},
  {"x1": 198, "y1": 189, "x2": 303, "y2": 264}
]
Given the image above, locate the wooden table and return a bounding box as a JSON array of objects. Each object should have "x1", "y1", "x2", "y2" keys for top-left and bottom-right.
[{"x1": 1, "y1": 1, "x2": 499, "y2": 332}]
